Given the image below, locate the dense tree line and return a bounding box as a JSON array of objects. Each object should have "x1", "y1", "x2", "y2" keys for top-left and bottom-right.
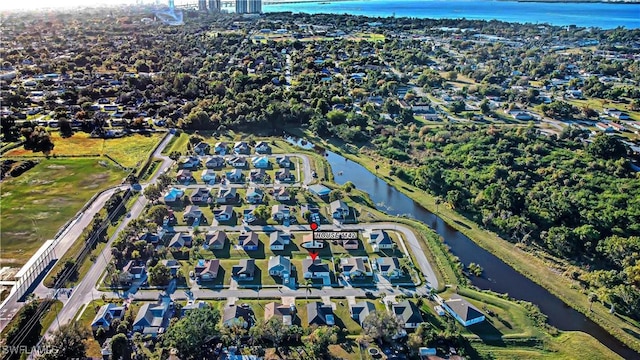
[{"x1": 392, "y1": 125, "x2": 640, "y2": 318}]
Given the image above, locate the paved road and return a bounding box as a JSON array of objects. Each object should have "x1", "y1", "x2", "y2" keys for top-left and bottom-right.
[
  {"x1": 171, "y1": 222, "x2": 439, "y2": 290},
  {"x1": 40, "y1": 133, "x2": 175, "y2": 337},
  {"x1": 34, "y1": 130, "x2": 441, "y2": 339},
  {"x1": 0, "y1": 186, "x2": 126, "y2": 333}
]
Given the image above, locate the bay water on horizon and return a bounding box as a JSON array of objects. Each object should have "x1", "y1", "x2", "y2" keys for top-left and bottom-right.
[{"x1": 264, "y1": 0, "x2": 640, "y2": 29}]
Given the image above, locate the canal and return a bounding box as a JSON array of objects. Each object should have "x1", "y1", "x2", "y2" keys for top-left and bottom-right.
[{"x1": 289, "y1": 137, "x2": 637, "y2": 359}]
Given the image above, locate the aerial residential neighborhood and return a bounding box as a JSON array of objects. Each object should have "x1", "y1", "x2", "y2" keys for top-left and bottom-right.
[{"x1": 1, "y1": 2, "x2": 639, "y2": 360}]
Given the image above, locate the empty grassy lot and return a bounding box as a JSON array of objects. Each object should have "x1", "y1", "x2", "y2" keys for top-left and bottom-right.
[
  {"x1": 0, "y1": 158, "x2": 126, "y2": 266},
  {"x1": 5, "y1": 132, "x2": 163, "y2": 168}
]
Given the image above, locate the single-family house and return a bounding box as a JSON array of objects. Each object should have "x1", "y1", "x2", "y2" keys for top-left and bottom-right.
[
  {"x1": 163, "y1": 188, "x2": 184, "y2": 203},
  {"x1": 213, "y1": 205, "x2": 234, "y2": 221},
  {"x1": 190, "y1": 187, "x2": 211, "y2": 204},
  {"x1": 369, "y1": 230, "x2": 394, "y2": 251},
  {"x1": 255, "y1": 141, "x2": 271, "y2": 154},
  {"x1": 349, "y1": 301, "x2": 375, "y2": 326},
  {"x1": 193, "y1": 142, "x2": 210, "y2": 155},
  {"x1": 271, "y1": 205, "x2": 290, "y2": 221},
  {"x1": 205, "y1": 156, "x2": 225, "y2": 169},
  {"x1": 227, "y1": 156, "x2": 247, "y2": 168},
  {"x1": 169, "y1": 232, "x2": 193, "y2": 248},
  {"x1": 225, "y1": 169, "x2": 243, "y2": 183},
  {"x1": 195, "y1": 259, "x2": 220, "y2": 281},
  {"x1": 232, "y1": 259, "x2": 256, "y2": 280},
  {"x1": 181, "y1": 301, "x2": 207, "y2": 316},
  {"x1": 275, "y1": 168, "x2": 294, "y2": 183},
  {"x1": 176, "y1": 169, "x2": 193, "y2": 183},
  {"x1": 596, "y1": 122, "x2": 614, "y2": 132},
  {"x1": 604, "y1": 108, "x2": 630, "y2": 120},
  {"x1": 216, "y1": 187, "x2": 238, "y2": 204},
  {"x1": 269, "y1": 231, "x2": 291, "y2": 251},
  {"x1": 277, "y1": 156, "x2": 291, "y2": 168},
  {"x1": 307, "y1": 302, "x2": 335, "y2": 326},
  {"x1": 122, "y1": 260, "x2": 146, "y2": 281},
  {"x1": 234, "y1": 141, "x2": 251, "y2": 155},
  {"x1": 180, "y1": 156, "x2": 200, "y2": 169},
  {"x1": 510, "y1": 111, "x2": 533, "y2": 121},
  {"x1": 343, "y1": 238, "x2": 360, "y2": 250},
  {"x1": 182, "y1": 205, "x2": 203, "y2": 224},
  {"x1": 392, "y1": 300, "x2": 423, "y2": 329},
  {"x1": 245, "y1": 187, "x2": 264, "y2": 204},
  {"x1": 443, "y1": 294, "x2": 486, "y2": 327},
  {"x1": 204, "y1": 230, "x2": 227, "y2": 250},
  {"x1": 340, "y1": 257, "x2": 372, "y2": 278},
  {"x1": 91, "y1": 303, "x2": 125, "y2": 331},
  {"x1": 214, "y1": 142, "x2": 228, "y2": 154},
  {"x1": 133, "y1": 298, "x2": 172, "y2": 337},
  {"x1": 239, "y1": 231, "x2": 259, "y2": 251},
  {"x1": 265, "y1": 302, "x2": 296, "y2": 325},
  {"x1": 139, "y1": 232, "x2": 160, "y2": 245},
  {"x1": 223, "y1": 304, "x2": 254, "y2": 329},
  {"x1": 268, "y1": 255, "x2": 292, "y2": 280},
  {"x1": 201, "y1": 169, "x2": 217, "y2": 183},
  {"x1": 243, "y1": 206, "x2": 257, "y2": 223},
  {"x1": 250, "y1": 168, "x2": 268, "y2": 182},
  {"x1": 161, "y1": 259, "x2": 181, "y2": 276},
  {"x1": 330, "y1": 200, "x2": 350, "y2": 220},
  {"x1": 308, "y1": 184, "x2": 331, "y2": 197},
  {"x1": 302, "y1": 259, "x2": 330, "y2": 280},
  {"x1": 252, "y1": 156, "x2": 270, "y2": 169},
  {"x1": 610, "y1": 122, "x2": 626, "y2": 132},
  {"x1": 376, "y1": 257, "x2": 403, "y2": 279},
  {"x1": 273, "y1": 187, "x2": 291, "y2": 201}
]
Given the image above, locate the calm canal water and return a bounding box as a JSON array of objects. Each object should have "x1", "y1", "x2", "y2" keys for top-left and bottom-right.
[{"x1": 288, "y1": 137, "x2": 638, "y2": 359}]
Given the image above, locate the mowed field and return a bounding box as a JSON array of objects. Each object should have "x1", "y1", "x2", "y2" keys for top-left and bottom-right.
[
  {"x1": 0, "y1": 158, "x2": 126, "y2": 266},
  {"x1": 5, "y1": 132, "x2": 164, "y2": 167}
]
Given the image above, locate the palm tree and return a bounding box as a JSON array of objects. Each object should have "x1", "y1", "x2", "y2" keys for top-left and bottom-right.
[
  {"x1": 588, "y1": 293, "x2": 597, "y2": 311},
  {"x1": 304, "y1": 279, "x2": 313, "y2": 301}
]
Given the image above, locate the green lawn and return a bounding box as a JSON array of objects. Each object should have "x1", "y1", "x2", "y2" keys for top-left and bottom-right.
[
  {"x1": 5, "y1": 132, "x2": 163, "y2": 168},
  {"x1": 0, "y1": 158, "x2": 127, "y2": 266}
]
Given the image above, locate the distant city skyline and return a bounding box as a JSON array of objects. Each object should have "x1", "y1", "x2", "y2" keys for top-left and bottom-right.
[{"x1": 0, "y1": 0, "x2": 261, "y2": 11}]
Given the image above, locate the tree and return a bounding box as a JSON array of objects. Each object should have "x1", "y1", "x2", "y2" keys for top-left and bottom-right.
[
  {"x1": 4, "y1": 300, "x2": 43, "y2": 360},
  {"x1": 449, "y1": 100, "x2": 466, "y2": 114},
  {"x1": 58, "y1": 118, "x2": 73, "y2": 138},
  {"x1": 326, "y1": 110, "x2": 347, "y2": 125},
  {"x1": 447, "y1": 71, "x2": 458, "y2": 81},
  {"x1": 328, "y1": 189, "x2": 343, "y2": 202},
  {"x1": 38, "y1": 322, "x2": 89, "y2": 360},
  {"x1": 588, "y1": 293, "x2": 597, "y2": 311},
  {"x1": 144, "y1": 184, "x2": 162, "y2": 202},
  {"x1": 479, "y1": 99, "x2": 491, "y2": 115},
  {"x1": 111, "y1": 333, "x2": 132, "y2": 360},
  {"x1": 146, "y1": 205, "x2": 169, "y2": 225},
  {"x1": 163, "y1": 306, "x2": 221, "y2": 360},
  {"x1": 148, "y1": 263, "x2": 170, "y2": 286},
  {"x1": 587, "y1": 135, "x2": 627, "y2": 160},
  {"x1": 306, "y1": 326, "x2": 338, "y2": 357},
  {"x1": 253, "y1": 205, "x2": 270, "y2": 222},
  {"x1": 362, "y1": 310, "x2": 403, "y2": 344}
]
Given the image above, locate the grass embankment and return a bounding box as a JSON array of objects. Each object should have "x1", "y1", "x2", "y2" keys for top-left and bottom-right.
[
  {"x1": 289, "y1": 128, "x2": 634, "y2": 357},
  {"x1": 42, "y1": 192, "x2": 138, "y2": 288},
  {"x1": 0, "y1": 158, "x2": 126, "y2": 267},
  {"x1": 4, "y1": 132, "x2": 164, "y2": 167}
]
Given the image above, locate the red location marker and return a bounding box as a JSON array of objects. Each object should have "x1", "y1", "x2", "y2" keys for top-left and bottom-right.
[
  {"x1": 309, "y1": 251, "x2": 319, "y2": 261},
  {"x1": 310, "y1": 222, "x2": 319, "y2": 231}
]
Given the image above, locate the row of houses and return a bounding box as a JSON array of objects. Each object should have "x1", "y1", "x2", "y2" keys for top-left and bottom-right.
[
  {"x1": 193, "y1": 140, "x2": 273, "y2": 156},
  {"x1": 176, "y1": 167, "x2": 294, "y2": 184},
  {"x1": 179, "y1": 154, "x2": 291, "y2": 170},
  {"x1": 91, "y1": 293, "x2": 485, "y2": 341}
]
